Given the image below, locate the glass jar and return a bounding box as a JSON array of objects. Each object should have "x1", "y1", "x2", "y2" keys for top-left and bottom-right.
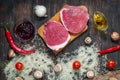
[{"x1": 14, "y1": 19, "x2": 35, "y2": 43}]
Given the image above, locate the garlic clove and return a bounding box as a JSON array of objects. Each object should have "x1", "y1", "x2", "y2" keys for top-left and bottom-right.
[
  {"x1": 33, "y1": 70, "x2": 43, "y2": 79},
  {"x1": 54, "y1": 64, "x2": 62, "y2": 72},
  {"x1": 34, "y1": 5, "x2": 47, "y2": 17},
  {"x1": 8, "y1": 49, "x2": 16, "y2": 59},
  {"x1": 15, "y1": 76, "x2": 24, "y2": 80},
  {"x1": 109, "y1": 77, "x2": 118, "y2": 80}
]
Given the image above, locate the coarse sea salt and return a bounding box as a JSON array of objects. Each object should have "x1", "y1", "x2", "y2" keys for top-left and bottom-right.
[
  {"x1": 4, "y1": 35, "x2": 55, "y2": 80},
  {"x1": 56, "y1": 43, "x2": 103, "y2": 80},
  {"x1": 4, "y1": 35, "x2": 107, "y2": 80},
  {"x1": 4, "y1": 50, "x2": 55, "y2": 80}
]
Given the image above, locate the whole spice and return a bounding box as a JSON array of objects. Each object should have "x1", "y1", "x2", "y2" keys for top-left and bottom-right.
[
  {"x1": 97, "y1": 44, "x2": 120, "y2": 54},
  {"x1": 2, "y1": 23, "x2": 36, "y2": 55},
  {"x1": 111, "y1": 32, "x2": 120, "y2": 41}
]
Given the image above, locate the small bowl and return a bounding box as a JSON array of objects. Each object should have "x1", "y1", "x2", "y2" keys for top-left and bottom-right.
[{"x1": 14, "y1": 19, "x2": 35, "y2": 43}]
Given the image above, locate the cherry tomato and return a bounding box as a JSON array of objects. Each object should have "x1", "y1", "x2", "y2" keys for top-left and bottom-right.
[
  {"x1": 107, "y1": 59, "x2": 116, "y2": 69},
  {"x1": 72, "y1": 60, "x2": 81, "y2": 69},
  {"x1": 15, "y1": 62, "x2": 24, "y2": 71}
]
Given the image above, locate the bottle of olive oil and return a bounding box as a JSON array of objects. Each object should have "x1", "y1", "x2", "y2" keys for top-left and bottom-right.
[{"x1": 94, "y1": 11, "x2": 108, "y2": 31}]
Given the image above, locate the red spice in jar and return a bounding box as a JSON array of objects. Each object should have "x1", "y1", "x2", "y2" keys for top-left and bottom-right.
[{"x1": 14, "y1": 20, "x2": 35, "y2": 42}]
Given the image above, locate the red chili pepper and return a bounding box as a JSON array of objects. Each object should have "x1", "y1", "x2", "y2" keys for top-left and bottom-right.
[
  {"x1": 3, "y1": 23, "x2": 36, "y2": 55},
  {"x1": 97, "y1": 44, "x2": 120, "y2": 54}
]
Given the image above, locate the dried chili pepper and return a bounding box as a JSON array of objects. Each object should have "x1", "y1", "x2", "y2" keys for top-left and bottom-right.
[
  {"x1": 2, "y1": 22, "x2": 36, "y2": 55},
  {"x1": 97, "y1": 44, "x2": 120, "y2": 54}
]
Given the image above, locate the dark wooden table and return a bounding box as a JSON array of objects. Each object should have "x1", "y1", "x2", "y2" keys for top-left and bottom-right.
[{"x1": 0, "y1": 0, "x2": 120, "y2": 80}]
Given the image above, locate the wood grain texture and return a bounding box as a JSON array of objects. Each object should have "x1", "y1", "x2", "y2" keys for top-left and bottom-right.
[{"x1": 0, "y1": 0, "x2": 120, "y2": 79}]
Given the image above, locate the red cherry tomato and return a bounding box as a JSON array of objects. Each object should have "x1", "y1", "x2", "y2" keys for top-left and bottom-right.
[
  {"x1": 73, "y1": 61, "x2": 81, "y2": 69},
  {"x1": 107, "y1": 59, "x2": 116, "y2": 69},
  {"x1": 15, "y1": 62, "x2": 24, "y2": 71}
]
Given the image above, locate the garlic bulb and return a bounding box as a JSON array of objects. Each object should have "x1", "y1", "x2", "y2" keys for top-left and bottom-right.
[{"x1": 34, "y1": 5, "x2": 47, "y2": 17}]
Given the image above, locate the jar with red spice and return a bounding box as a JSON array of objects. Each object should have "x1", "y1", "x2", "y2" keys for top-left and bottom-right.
[{"x1": 14, "y1": 20, "x2": 35, "y2": 43}]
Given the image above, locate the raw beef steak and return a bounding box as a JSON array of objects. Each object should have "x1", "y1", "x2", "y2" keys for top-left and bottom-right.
[
  {"x1": 60, "y1": 6, "x2": 89, "y2": 34},
  {"x1": 44, "y1": 21, "x2": 70, "y2": 50}
]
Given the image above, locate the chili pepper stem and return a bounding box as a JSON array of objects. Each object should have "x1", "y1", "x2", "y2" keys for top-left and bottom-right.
[{"x1": 2, "y1": 22, "x2": 9, "y2": 31}]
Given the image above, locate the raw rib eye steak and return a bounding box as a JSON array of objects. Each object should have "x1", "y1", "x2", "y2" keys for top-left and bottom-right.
[
  {"x1": 44, "y1": 21, "x2": 70, "y2": 51},
  {"x1": 60, "y1": 6, "x2": 89, "y2": 34}
]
